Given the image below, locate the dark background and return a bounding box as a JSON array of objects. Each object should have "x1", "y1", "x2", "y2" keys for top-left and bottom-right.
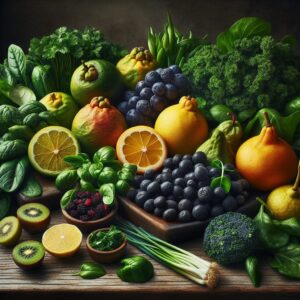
[{"x1": 0, "y1": 0, "x2": 300, "y2": 60}]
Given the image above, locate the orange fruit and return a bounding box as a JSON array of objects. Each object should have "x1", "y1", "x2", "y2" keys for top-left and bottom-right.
[
  {"x1": 116, "y1": 126, "x2": 167, "y2": 173},
  {"x1": 42, "y1": 223, "x2": 82, "y2": 257}
]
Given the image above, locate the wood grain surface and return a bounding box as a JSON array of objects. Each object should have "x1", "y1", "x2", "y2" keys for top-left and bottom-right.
[{"x1": 1, "y1": 210, "x2": 300, "y2": 300}]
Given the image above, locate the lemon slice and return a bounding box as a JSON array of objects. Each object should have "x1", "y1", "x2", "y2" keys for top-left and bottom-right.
[
  {"x1": 42, "y1": 223, "x2": 82, "y2": 257},
  {"x1": 28, "y1": 126, "x2": 80, "y2": 176}
]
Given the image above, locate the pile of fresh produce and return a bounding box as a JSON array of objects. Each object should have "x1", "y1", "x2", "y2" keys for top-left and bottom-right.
[{"x1": 0, "y1": 14, "x2": 300, "y2": 289}]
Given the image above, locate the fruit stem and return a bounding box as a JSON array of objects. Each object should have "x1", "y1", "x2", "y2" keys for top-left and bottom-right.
[
  {"x1": 227, "y1": 112, "x2": 237, "y2": 125},
  {"x1": 292, "y1": 161, "x2": 300, "y2": 191},
  {"x1": 263, "y1": 112, "x2": 271, "y2": 127}
]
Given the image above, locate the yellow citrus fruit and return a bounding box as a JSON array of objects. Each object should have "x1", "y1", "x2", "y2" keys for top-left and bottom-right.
[
  {"x1": 116, "y1": 125, "x2": 167, "y2": 173},
  {"x1": 28, "y1": 126, "x2": 80, "y2": 176},
  {"x1": 42, "y1": 223, "x2": 82, "y2": 257}
]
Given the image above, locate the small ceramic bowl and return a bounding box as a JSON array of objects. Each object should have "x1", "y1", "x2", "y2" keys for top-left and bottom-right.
[
  {"x1": 86, "y1": 227, "x2": 127, "y2": 263},
  {"x1": 62, "y1": 202, "x2": 118, "y2": 233}
]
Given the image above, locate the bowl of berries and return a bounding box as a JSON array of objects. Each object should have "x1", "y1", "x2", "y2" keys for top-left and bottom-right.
[{"x1": 62, "y1": 191, "x2": 118, "y2": 233}]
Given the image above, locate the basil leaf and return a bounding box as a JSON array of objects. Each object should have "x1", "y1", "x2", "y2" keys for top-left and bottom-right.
[
  {"x1": 273, "y1": 218, "x2": 300, "y2": 237},
  {"x1": 74, "y1": 262, "x2": 106, "y2": 279},
  {"x1": 64, "y1": 153, "x2": 90, "y2": 168},
  {"x1": 9, "y1": 85, "x2": 36, "y2": 106},
  {"x1": 211, "y1": 159, "x2": 222, "y2": 169},
  {"x1": 270, "y1": 243, "x2": 300, "y2": 279},
  {"x1": 0, "y1": 140, "x2": 28, "y2": 162},
  {"x1": 7, "y1": 44, "x2": 27, "y2": 85},
  {"x1": 20, "y1": 175, "x2": 43, "y2": 198},
  {"x1": 0, "y1": 157, "x2": 29, "y2": 192},
  {"x1": 210, "y1": 176, "x2": 231, "y2": 193},
  {"x1": 0, "y1": 191, "x2": 12, "y2": 220},
  {"x1": 100, "y1": 183, "x2": 115, "y2": 205},
  {"x1": 60, "y1": 189, "x2": 76, "y2": 209},
  {"x1": 55, "y1": 170, "x2": 79, "y2": 191}
]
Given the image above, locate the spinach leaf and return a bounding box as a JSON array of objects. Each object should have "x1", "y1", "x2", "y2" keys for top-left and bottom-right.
[
  {"x1": 20, "y1": 175, "x2": 43, "y2": 198},
  {"x1": 60, "y1": 189, "x2": 76, "y2": 209},
  {"x1": 0, "y1": 65, "x2": 14, "y2": 85},
  {"x1": 0, "y1": 140, "x2": 28, "y2": 162},
  {"x1": 0, "y1": 191, "x2": 12, "y2": 220},
  {"x1": 270, "y1": 243, "x2": 300, "y2": 279},
  {"x1": 31, "y1": 65, "x2": 55, "y2": 98},
  {"x1": 64, "y1": 153, "x2": 90, "y2": 168},
  {"x1": 18, "y1": 101, "x2": 46, "y2": 115},
  {"x1": 0, "y1": 105, "x2": 23, "y2": 128},
  {"x1": 9, "y1": 85, "x2": 36, "y2": 106},
  {"x1": 74, "y1": 262, "x2": 106, "y2": 279},
  {"x1": 273, "y1": 218, "x2": 300, "y2": 237},
  {"x1": 7, "y1": 44, "x2": 28, "y2": 85},
  {"x1": 245, "y1": 256, "x2": 261, "y2": 287},
  {"x1": 0, "y1": 157, "x2": 30, "y2": 192}
]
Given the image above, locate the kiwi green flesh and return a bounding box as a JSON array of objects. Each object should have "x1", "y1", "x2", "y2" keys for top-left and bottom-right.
[
  {"x1": 13, "y1": 241, "x2": 45, "y2": 267},
  {"x1": 0, "y1": 216, "x2": 20, "y2": 244},
  {"x1": 18, "y1": 203, "x2": 50, "y2": 223}
]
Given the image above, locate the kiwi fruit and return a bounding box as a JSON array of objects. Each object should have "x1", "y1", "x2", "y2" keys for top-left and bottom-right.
[
  {"x1": 17, "y1": 203, "x2": 50, "y2": 233},
  {"x1": 0, "y1": 216, "x2": 22, "y2": 246},
  {"x1": 12, "y1": 240, "x2": 45, "y2": 269}
]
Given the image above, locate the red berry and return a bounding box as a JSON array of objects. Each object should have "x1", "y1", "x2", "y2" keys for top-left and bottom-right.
[
  {"x1": 85, "y1": 198, "x2": 92, "y2": 206},
  {"x1": 87, "y1": 210, "x2": 96, "y2": 217}
]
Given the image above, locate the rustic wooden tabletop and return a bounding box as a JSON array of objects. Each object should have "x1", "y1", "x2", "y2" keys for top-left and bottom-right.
[{"x1": 1, "y1": 210, "x2": 300, "y2": 300}]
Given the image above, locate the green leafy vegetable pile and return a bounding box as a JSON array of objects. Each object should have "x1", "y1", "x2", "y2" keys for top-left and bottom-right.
[{"x1": 183, "y1": 17, "x2": 300, "y2": 114}]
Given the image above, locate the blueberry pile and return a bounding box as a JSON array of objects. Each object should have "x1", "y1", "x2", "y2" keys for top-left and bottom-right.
[
  {"x1": 65, "y1": 191, "x2": 112, "y2": 221},
  {"x1": 118, "y1": 65, "x2": 189, "y2": 127},
  {"x1": 127, "y1": 152, "x2": 250, "y2": 223}
]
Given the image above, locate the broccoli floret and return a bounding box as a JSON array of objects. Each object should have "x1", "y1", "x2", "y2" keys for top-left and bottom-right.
[
  {"x1": 203, "y1": 212, "x2": 259, "y2": 265},
  {"x1": 182, "y1": 36, "x2": 300, "y2": 113}
]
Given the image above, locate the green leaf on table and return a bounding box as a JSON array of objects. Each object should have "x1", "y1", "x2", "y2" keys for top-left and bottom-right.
[
  {"x1": 74, "y1": 262, "x2": 106, "y2": 279},
  {"x1": 20, "y1": 175, "x2": 43, "y2": 198}
]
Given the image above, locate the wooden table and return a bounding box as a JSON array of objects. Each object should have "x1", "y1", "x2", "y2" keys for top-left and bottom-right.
[{"x1": 1, "y1": 210, "x2": 299, "y2": 300}]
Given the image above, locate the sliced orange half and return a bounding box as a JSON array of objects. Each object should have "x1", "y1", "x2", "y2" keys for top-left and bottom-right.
[
  {"x1": 28, "y1": 126, "x2": 80, "y2": 176},
  {"x1": 116, "y1": 125, "x2": 167, "y2": 173}
]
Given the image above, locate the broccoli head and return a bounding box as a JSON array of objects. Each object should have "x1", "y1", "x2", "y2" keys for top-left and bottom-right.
[{"x1": 203, "y1": 212, "x2": 259, "y2": 265}]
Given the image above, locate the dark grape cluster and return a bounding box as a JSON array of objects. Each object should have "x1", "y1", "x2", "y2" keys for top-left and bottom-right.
[
  {"x1": 118, "y1": 65, "x2": 190, "y2": 127},
  {"x1": 127, "y1": 152, "x2": 250, "y2": 223}
]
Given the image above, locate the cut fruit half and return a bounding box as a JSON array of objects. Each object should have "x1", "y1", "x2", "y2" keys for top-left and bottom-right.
[
  {"x1": 28, "y1": 126, "x2": 80, "y2": 176},
  {"x1": 116, "y1": 125, "x2": 167, "y2": 173},
  {"x1": 42, "y1": 223, "x2": 82, "y2": 257},
  {"x1": 0, "y1": 216, "x2": 22, "y2": 246}
]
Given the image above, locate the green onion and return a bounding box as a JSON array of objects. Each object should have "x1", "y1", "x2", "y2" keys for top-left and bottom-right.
[{"x1": 116, "y1": 219, "x2": 219, "y2": 288}]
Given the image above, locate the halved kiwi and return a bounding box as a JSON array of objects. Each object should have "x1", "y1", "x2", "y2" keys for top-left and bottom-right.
[
  {"x1": 0, "y1": 216, "x2": 22, "y2": 246},
  {"x1": 17, "y1": 203, "x2": 50, "y2": 233},
  {"x1": 12, "y1": 240, "x2": 45, "y2": 269}
]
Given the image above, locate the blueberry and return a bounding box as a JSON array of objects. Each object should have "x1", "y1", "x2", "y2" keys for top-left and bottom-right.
[
  {"x1": 179, "y1": 160, "x2": 194, "y2": 174},
  {"x1": 222, "y1": 196, "x2": 238, "y2": 211},
  {"x1": 242, "y1": 190, "x2": 249, "y2": 198},
  {"x1": 212, "y1": 196, "x2": 221, "y2": 204},
  {"x1": 183, "y1": 154, "x2": 193, "y2": 161},
  {"x1": 172, "y1": 154, "x2": 182, "y2": 166},
  {"x1": 152, "y1": 82, "x2": 166, "y2": 96},
  {"x1": 123, "y1": 90, "x2": 136, "y2": 101},
  {"x1": 133, "y1": 175, "x2": 144, "y2": 188},
  {"x1": 210, "y1": 204, "x2": 224, "y2": 217},
  {"x1": 140, "y1": 87, "x2": 153, "y2": 100},
  {"x1": 174, "y1": 73, "x2": 189, "y2": 92},
  {"x1": 144, "y1": 169, "x2": 156, "y2": 180},
  {"x1": 163, "y1": 158, "x2": 174, "y2": 169},
  {"x1": 150, "y1": 95, "x2": 165, "y2": 112},
  {"x1": 156, "y1": 68, "x2": 163, "y2": 75},
  {"x1": 230, "y1": 181, "x2": 243, "y2": 196},
  {"x1": 128, "y1": 96, "x2": 140, "y2": 109},
  {"x1": 161, "y1": 181, "x2": 173, "y2": 196},
  {"x1": 224, "y1": 163, "x2": 235, "y2": 171},
  {"x1": 126, "y1": 109, "x2": 144, "y2": 126},
  {"x1": 167, "y1": 200, "x2": 178, "y2": 210},
  {"x1": 154, "y1": 196, "x2": 167, "y2": 208},
  {"x1": 174, "y1": 177, "x2": 186, "y2": 188},
  {"x1": 160, "y1": 68, "x2": 175, "y2": 83},
  {"x1": 194, "y1": 166, "x2": 209, "y2": 181},
  {"x1": 183, "y1": 186, "x2": 197, "y2": 200},
  {"x1": 161, "y1": 172, "x2": 173, "y2": 182},
  {"x1": 165, "y1": 83, "x2": 178, "y2": 100},
  {"x1": 192, "y1": 152, "x2": 207, "y2": 165},
  {"x1": 184, "y1": 172, "x2": 196, "y2": 181},
  {"x1": 214, "y1": 186, "x2": 226, "y2": 199},
  {"x1": 145, "y1": 71, "x2": 161, "y2": 86},
  {"x1": 169, "y1": 65, "x2": 181, "y2": 74},
  {"x1": 208, "y1": 167, "x2": 221, "y2": 178},
  {"x1": 135, "y1": 80, "x2": 147, "y2": 94},
  {"x1": 172, "y1": 168, "x2": 184, "y2": 179},
  {"x1": 162, "y1": 168, "x2": 172, "y2": 174},
  {"x1": 186, "y1": 179, "x2": 197, "y2": 188},
  {"x1": 154, "y1": 207, "x2": 164, "y2": 217},
  {"x1": 193, "y1": 199, "x2": 201, "y2": 206},
  {"x1": 117, "y1": 101, "x2": 128, "y2": 114},
  {"x1": 178, "y1": 199, "x2": 193, "y2": 211},
  {"x1": 147, "y1": 181, "x2": 160, "y2": 196},
  {"x1": 229, "y1": 171, "x2": 241, "y2": 181},
  {"x1": 194, "y1": 163, "x2": 205, "y2": 169},
  {"x1": 127, "y1": 188, "x2": 138, "y2": 200},
  {"x1": 163, "y1": 208, "x2": 177, "y2": 221},
  {"x1": 173, "y1": 185, "x2": 183, "y2": 200},
  {"x1": 140, "y1": 179, "x2": 152, "y2": 191},
  {"x1": 136, "y1": 99, "x2": 152, "y2": 116},
  {"x1": 178, "y1": 210, "x2": 192, "y2": 223},
  {"x1": 239, "y1": 179, "x2": 250, "y2": 190},
  {"x1": 155, "y1": 174, "x2": 162, "y2": 183},
  {"x1": 236, "y1": 195, "x2": 246, "y2": 206},
  {"x1": 143, "y1": 199, "x2": 155, "y2": 213},
  {"x1": 135, "y1": 191, "x2": 148, "y2": 207},
  {"x1": 192, "y1": 205, "x2": 210, "y2": 221},
  {"x1": 197, "y1": 186, "x2": 213, "y2": 203}
]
